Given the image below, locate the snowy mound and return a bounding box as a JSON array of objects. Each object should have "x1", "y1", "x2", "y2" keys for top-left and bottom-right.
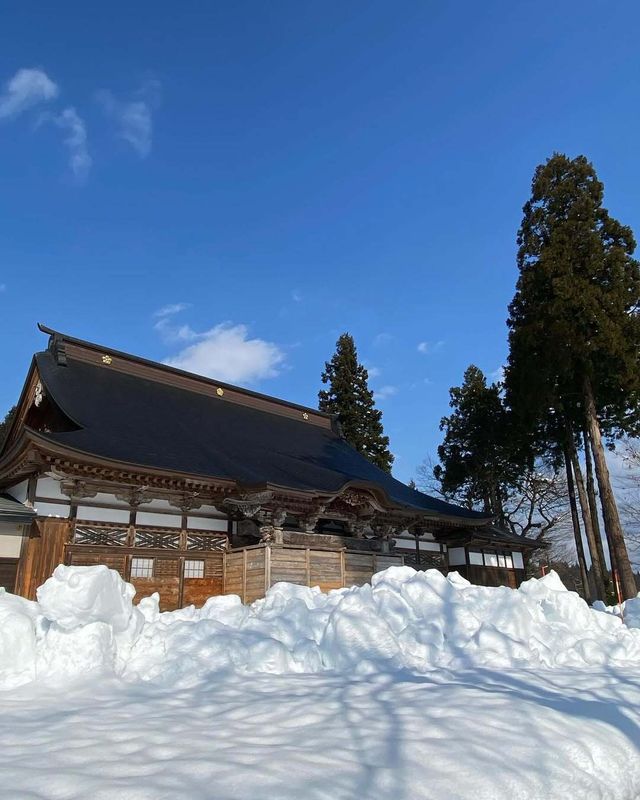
[{"x1": 1, "y1": 565, "x2": 639, "y2": 690}]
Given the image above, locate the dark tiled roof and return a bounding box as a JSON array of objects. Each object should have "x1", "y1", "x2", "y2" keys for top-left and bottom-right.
[
  {"x1": 472, "y1": 525, "x2": 543, "y2": 549},
  {"x1": 33, "y1": 348, "x2": 490, "y2": 522},
  {"x1": 0, "y1": 493, "x2": 36, "y2": 523}
]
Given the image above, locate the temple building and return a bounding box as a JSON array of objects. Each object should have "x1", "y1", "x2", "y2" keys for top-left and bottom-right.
[{"x1": 0, "y1": 325, "x2": 535, "y2": 609}]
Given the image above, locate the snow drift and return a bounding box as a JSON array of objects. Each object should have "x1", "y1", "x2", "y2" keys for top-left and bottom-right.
[{"x1": 1, "y1": 564, "x2": 639, "y2": 690}]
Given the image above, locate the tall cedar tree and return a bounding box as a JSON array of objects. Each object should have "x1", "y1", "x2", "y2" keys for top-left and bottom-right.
[
  {"x1": 0, "y1": 406, "x2": 16, "y2": 450},
  {"x1": 434, "y1": 366, "x2": 517, "y2": 522},
  {"x1": 319, "y1": 334, "x2": 394, "y2": 472},
  {"x1": 506, "y1": 153, "x2": 640, "y2": 599}
]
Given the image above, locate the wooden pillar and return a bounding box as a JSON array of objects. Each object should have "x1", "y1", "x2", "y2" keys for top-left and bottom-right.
[
  {"x1": 264, "y1": 544, "x2": 271, "y2": 594},
  {"x1": 242, "y1": 548, "x2": 247, "y2": 603}
]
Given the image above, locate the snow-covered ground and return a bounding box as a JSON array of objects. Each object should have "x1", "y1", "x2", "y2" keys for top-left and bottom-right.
[{"x1": 1, "y1": 565, "x2": 639, "y2": 799}]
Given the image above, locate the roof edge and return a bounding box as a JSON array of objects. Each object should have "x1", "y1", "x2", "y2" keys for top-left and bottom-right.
[{"x1": 37, "y1": 323, "x2": 338, "y2": 428}]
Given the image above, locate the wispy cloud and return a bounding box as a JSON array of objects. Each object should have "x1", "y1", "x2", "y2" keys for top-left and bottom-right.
[
  {"x1": 155, "y1": 304, "x2": 285, "y2": 384},
  {"x1": 291, "y1": 289, "x2": 303, "y2": 303},
  {"x1": 490, "y1": 365, "x2": 506, "y2": 383},
  {"x1": 97, "y1": 78, "x2": 161, "y2": 158},
  {"x1": 41, "y1": 107, "x2": 91, "y2": 181},
  {"x1": 417, "y1": 340, "x2": 445, "y2": 355},
  {"x1": 366, "y1": 366, "x2": 381, "y2": 379},
  {"x1": 154, "y1": 302, "x2": 190, "y2": 319},
  {"x1": 0, "y1": 68, "x2": 58, "y2": 120},
  {"x1": 374, "y1": 385, "x2": 398, "y2": 401},
  {"x1": 373, "y1": 332, "x2": 393, "y2": 347}
]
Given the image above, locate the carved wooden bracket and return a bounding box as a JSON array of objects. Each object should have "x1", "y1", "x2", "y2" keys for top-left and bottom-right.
[
  {"x1": 170, "y1": 491, "x2": 203, "y2": 514},
  {"x1": 114, "y1": 486, "x2": 152, "y2": 507},
  {"x1": 222, "y1": 490, "x2": 275, "y2": 520},
  {"x1": 60, "y1": 479, "x2": 98, "y2": 500},
  {"x1": 299, "y1": 502, "x2": 326, "y2": 533}
]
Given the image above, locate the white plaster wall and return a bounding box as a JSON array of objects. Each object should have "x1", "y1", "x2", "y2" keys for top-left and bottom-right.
[
  {"x1": 393, "y1": 537, "x2": 441, "y2": 552},
  {"x1": 138, "y1": 498, "x2": 179, "y2": 512},
  {"x1": 448, "y1": 547, "x2": 466, "y2": 566},
  {"x1": 76, "y1": 505, "x2": 129, "y2": 524},
  {"x1": 6, "y1": 480, "x2": 28, "y2": 503},
  {"x1": 187, "y1": 516, "x2": 227, "y2": 532},
  {"x1": 0, "y1": 523, "x2": 24, "y2": 558},
  {"x1": 136, "y1": 511, "x2": 181, "y2": 528},
  {"x1": 35, "y1": 501, "x2": 70, "y2": 519},
  {"x1": 91, "y1": 492, "x2": 130, "y2": 508},
  {"x1": 36, "y1": 476, "x2": 66, "y2": 499},
  {"x1": 191, "y1": 504, "x2": 225, "y2": 518}
]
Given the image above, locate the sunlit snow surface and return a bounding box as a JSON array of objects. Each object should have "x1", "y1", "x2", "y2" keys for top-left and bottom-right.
[{"x1": 1, "y1": 565, "x2": 639, "y2": 800}]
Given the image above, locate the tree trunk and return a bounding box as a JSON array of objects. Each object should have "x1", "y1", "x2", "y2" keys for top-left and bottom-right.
[
  {"x1": 583, "y1": 374, "x2": 637, "y2": 600},
  {"x1": 568, "y1": 440, "x2": 607, "y2": 600},
  {"x1": 583, "y1": 428, "x2": 612, "y2": 578},
  {"x1": 564, "y1": 446, "x2": 591, "y2": 600}
]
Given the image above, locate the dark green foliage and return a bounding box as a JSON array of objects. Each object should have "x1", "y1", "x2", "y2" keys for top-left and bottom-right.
[
  {"x1": 505, "y1": 153, "x2": 640, "y2": 599},
  {"x1": 319, "y1": 333, "x2": 394, "y2": 472},
  {"x1": 435, "y1": 365, "x2": 518, "y2": 519},
  {"x1": 506, "y1": 153, "x2": 640, "y2": 441},
  {"x1": 0, "y1": 406, "x2": 16, "y2": 449}
]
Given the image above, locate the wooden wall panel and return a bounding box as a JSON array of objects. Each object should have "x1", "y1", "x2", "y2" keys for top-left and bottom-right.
[
  {"x1": 132, "y1": 577, "x2": 180, "y2": 610},
  {"x1": 14, "y1": 522, "x2": 41, "y2": 599},
  {"x1": 182, "y1": 553, "x2": 225, "y2": 607},
  {"x1": 344, "y1": 552, "x2": 376, "y2": 588},
  {"x1": 309, "y1": 550, "x2": 342, "y2": 592},
  {"x1": 375, "y1": 555, "x2": 403, "y2": 571},
  {"x1": 17, "y1": 519, "x2": 71, "y2": 599},
  {"x1": 66, "y1": 550, "x2": 128, "y2": 578},
  {"x1": 244, "y1": 548, "x2": 266, "y2": 604},
  {"x1": 224, "y1": 551, "x2": 245, "y2": 599},
  {"x1": 270, "y1": 548, "x2": 307, "y2": 586},
  {"x1": 0, "y1": 558, "x2": 18, "y2": 592},
  {"x1": 182, "y1": 578, "x2": 223, "y2": 607}
]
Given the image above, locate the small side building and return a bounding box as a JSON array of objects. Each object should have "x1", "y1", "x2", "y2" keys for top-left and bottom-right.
[{"x1": 0, "y1": 326, "x2": 537, "y2": 609}]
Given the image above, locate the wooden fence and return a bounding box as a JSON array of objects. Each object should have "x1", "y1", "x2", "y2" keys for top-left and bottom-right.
[{"x1": 223, "y1": 543, "x2": 403, "y2": 604}]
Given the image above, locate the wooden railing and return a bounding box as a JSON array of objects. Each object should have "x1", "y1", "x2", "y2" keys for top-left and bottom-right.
[{"x1": 72, "y1": 523, "x2": 227, "y2": 552}]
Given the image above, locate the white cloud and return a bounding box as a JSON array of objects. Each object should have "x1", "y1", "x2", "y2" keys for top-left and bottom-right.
[
  {"x1": 374, "y1": 385, "x2": 398, "y2": 401},
  {"x1": 0, "y1": 68, "x2": 58, "y2": 120},
  {"x1": 155, "y1": 306, "x2": 284, "y2": 384},
  {"x1": 366, "y1": 366, "x2": 381, "y2": 379},
  {"x1": 97, "y1": 79, "x2": 161, "y2": 158},
  {"x1": 291, "y1": 290, "x2": 302, "y2": 303},
  {"x1": 373, "y1": 332, "x2": 393, "y2": 347},
  {"x1": 417, "y1": 340, "x2": 445, "y2": 355},
  {"x1": 44, "y1": 107, "x2": 91, "y2": 180},
  {"x1": 154, "y1": 302, "x2": 190, "y2": 319},
  {"x1": 164, "y1": 323, "x2": 285, "y2": 384}
]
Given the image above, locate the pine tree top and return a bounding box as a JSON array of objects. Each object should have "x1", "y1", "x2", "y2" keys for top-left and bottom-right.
[
  {"x1": 319, "y1": 333, "x2": 394, "y2": 472},
  {"x1": 505, "y1": 153, "x2": 640, "y2": 443}
]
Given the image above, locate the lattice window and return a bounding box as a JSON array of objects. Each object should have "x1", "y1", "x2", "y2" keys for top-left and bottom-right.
[
  {"x1": 404, "y1": 551, "x2": 446, "y2": 571},
  {"x1": 131, "y1": 558, "x2": 154, "y2": 578},
  {"x1": 74, "y1": 525, "x2": 128, "y2": 547},
  {"x1": 184, "y1": 559, "x2": 205, "y2": 579},
  {"x1": 186, "y1": 533, "x2": 227, "y2": 551},
  {"x1": 134, "y1": 529, "x2": 180, "y2": 549}
]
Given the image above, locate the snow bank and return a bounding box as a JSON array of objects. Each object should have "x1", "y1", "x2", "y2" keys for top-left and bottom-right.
[
  {"x1": 593, "y1": 594, "x2": 640, "y2": 630},
  {"x1": 1, "y1": 565, "x2": 639, "y2": 690}
]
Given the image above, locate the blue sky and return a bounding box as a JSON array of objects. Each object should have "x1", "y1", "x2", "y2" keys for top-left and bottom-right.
[{"x1": 1, "y1": 1, "x2": 640, "y2": 482}]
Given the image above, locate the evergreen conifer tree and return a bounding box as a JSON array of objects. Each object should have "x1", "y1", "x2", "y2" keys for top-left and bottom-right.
[
  {"x1": 434, "y1": 365, "x2": 516, "y2": 521},
  {"x1": 319, "y1": 333, "x2": 394, "y2": 472},
  {"x1": 0, "y1": 406, "x2": 16, "y2": 450},
  {"x1": 505, "y1": 153, "x2": 640, "y2": 599}
]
